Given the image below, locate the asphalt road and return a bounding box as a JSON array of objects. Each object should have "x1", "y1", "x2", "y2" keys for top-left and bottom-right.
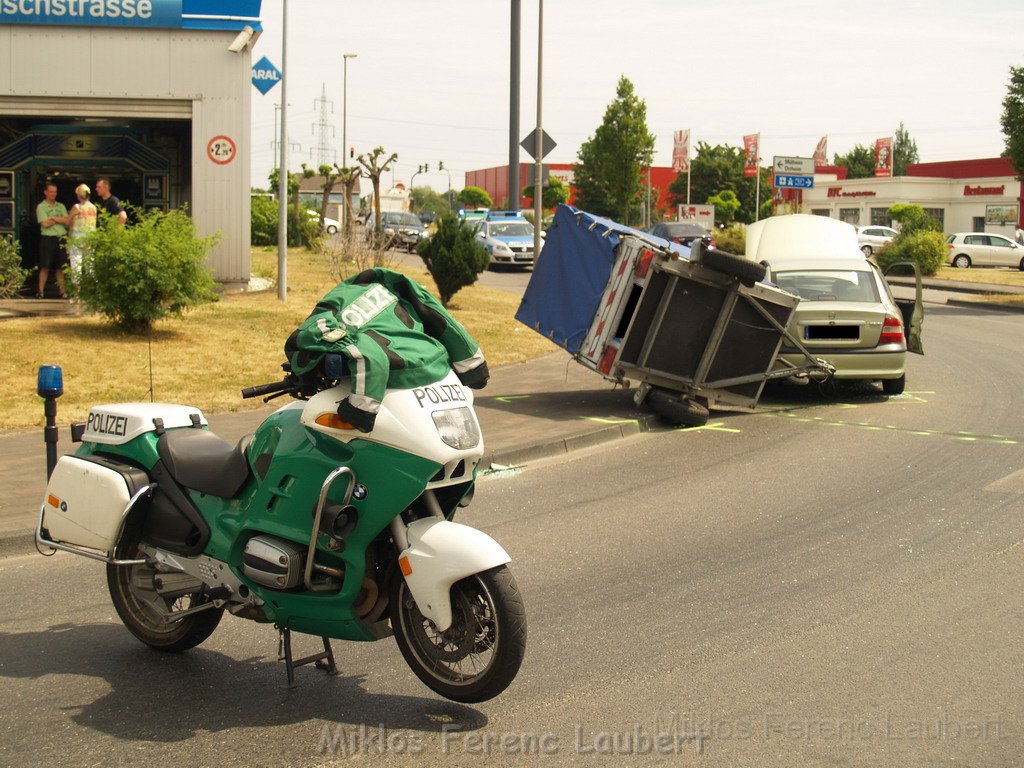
[{"x1": 1, "y1": 304, "x2": 1022, "y2": 768}]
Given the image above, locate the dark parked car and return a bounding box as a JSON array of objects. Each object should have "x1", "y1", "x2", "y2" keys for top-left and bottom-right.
[{"x1": 646, "y1": 221, "x2": 711, "y2": 247}]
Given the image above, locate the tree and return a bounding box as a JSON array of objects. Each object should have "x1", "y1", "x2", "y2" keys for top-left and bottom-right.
[
  {"x1": 888, "y1": 203, "x2": 940, "y2": 235},
  {"x1": 336, "y1": 166, "x2": 362, "y2": 237},
  {"x1": 668, "y1": 142, "x2": 768, "y2": 224},
  {"x1": 893, "y1": 122, "x2": 919, "y2": 177},
  {"x1": 415, "y1": 214, "x2": 489, "y2": 306},
  {"x1": 457, "y1": 186, "x2": 493, "y2": 209},
  {"x1": 521, "y1": 176, "x2": 570, "y2": 210},
  {"x1": 1001, "y1": 65, "x2": 1024, "y2": 179},
  {"x1": 411, "y1": 185, "x2": 452, "y2": 215},
  {"x1": 357, "y1": 146, "x2": 399, "y2": 239},
  {"x1": 268, "y1": 165, "x2": 316, "y2": 247},
  {"x1": 833, "y1": 144, "x2": 875, "y2": 179},
  {"x1": 572, "y1": 76, "x2": 655, "y2": 225},
  {"x1": 706, "y1": 190, "x2": 741, "y2": 226},
  {"x1": 302, "y1": 162, "x2": 343, "y2": 229}
]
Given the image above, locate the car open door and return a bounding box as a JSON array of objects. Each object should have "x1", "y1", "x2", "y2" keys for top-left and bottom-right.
[{"x1": 882, "y1": 261, "x2": 924, "y2": 355}]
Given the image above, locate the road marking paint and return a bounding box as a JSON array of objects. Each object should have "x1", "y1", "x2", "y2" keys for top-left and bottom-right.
[
  {"x1": 757, "y1": 411, "x2": 1017, "y2": 444},
  {"x1": 493, "y1": 395, "x2": 531, "y2": 403},
  {"x1": 581, "y1": 416, "x2": 640, "y2": 426},
  {"x1": 678, "y1": 422, "x2": 743, "y2": 434}
]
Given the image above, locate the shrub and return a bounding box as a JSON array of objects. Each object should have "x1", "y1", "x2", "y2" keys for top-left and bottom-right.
[
  {"x1": 875, "y1": 230, "x2": 947, "y2": 276},
  {"x1": 713, "y1": 223, "x2": 746, "y2": 255},
  {"x1": 79, "y1": 206, "x2": 219, "y2": 331},
  {"x1": 415, "y1": 214, "x2": 488, "y2": 306},
  {"x1": 888, "y1": 203, "x2": 940, "y2": 236},
  {"x1": 251, "y1": 195, "x2": 278, "y2": 245},
  {"x1": 0, "y1": 235, "x2": 29, "y2": 298}
]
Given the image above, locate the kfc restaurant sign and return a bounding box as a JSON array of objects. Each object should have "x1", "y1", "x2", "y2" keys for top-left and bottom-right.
[{"x1": 827, "y1": 188, "x2": 877, "y2": 198}]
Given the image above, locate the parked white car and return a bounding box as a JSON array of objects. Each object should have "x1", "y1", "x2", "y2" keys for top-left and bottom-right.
[
  {"x1": 945, "y1": 232, "x2": 1024, "y2": 269},
  {"x1": 746, "y1": 215, "x2": 923, "y2": 394},
  {"x1": 855, "y1": 225, "x2": 897, "y2": 257}
]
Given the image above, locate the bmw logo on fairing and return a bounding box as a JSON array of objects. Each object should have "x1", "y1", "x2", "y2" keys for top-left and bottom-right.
[{"x1": 352, "y1": 484, "x2": 368, "y2": 500}]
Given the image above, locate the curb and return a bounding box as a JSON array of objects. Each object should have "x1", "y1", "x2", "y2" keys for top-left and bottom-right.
[
  {"x1": 0, "y1": 529, "x2": 37, "y2": 559},
  {"x1": 482, "y1": 413, "x2": 659, "y2": 470},
  {"x1": 945, "y1": 299, "x2": 1024, "y2": 314}
]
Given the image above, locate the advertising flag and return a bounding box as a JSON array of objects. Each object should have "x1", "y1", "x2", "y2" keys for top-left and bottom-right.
[
  {"x1": 813, "y1": 136, "x2": 828, "y2": 168},
  {"x1": 672, "y1": 129, "x2": 691, "y2": 173},
  {"x1": 743, "y1": 133, "x2": 759, "y2": 178},
  {"x1": 874, "y1": 137, "x2": 893, "y2": 178}
]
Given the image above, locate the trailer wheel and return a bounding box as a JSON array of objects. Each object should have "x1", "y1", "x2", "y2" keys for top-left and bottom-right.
[
  {"x1": 646, "y1": 389, "x2": 709, "y2": 428},
  {"x1": 699, "y1": 249, "x2": 767, "y2": 286}
]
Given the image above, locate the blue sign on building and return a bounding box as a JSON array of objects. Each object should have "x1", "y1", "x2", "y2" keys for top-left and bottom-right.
[
  {"x1": 0, "y1": 0, "x2": 261, "y2": 31},
  {"x1": 251, "y1": 56, "x2": 281, "y2": 95}
]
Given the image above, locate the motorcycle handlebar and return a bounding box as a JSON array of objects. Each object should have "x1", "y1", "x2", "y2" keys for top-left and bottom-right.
[{"x1": 240, "y1": 380, "x2": 292, "y2": 399}]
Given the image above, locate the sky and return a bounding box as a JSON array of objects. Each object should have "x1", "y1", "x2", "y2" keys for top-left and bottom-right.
[{"x1": 248, "y1": 0, "x2": 1024, "y2": 195}]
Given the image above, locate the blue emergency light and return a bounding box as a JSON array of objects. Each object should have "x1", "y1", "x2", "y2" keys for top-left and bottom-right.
[{"x1": 37, "y1": 365, "x2": 63, "y2": 399}]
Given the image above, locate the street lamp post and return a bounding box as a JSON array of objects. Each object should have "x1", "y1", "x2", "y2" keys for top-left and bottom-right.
[{"x1": 342, "y1": 52, "x2": 357, "y2": 233}]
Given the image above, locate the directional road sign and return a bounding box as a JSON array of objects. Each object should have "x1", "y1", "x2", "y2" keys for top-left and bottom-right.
[
  {"x1": 251, "y1": 56, "x2": 282, "y2": 95},
  {"x1": 521, "y1": 129, "x2": 556, "y2": 160},
  {"x1": 774, "y1": 174, "x2": 815, "y2": 189},
  {"x1": 773, "y1": 155, "x2": 814, "y2": 175}
]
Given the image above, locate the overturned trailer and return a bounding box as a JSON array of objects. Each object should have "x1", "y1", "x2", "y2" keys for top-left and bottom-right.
[{"x1": 515, "y1": 206, "x2": 832, "y2": 427}]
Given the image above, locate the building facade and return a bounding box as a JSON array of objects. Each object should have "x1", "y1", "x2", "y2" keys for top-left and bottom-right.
[
  {"x1": 0, "y1": 0, "x2": 262, "y2": 288},
  {"x1": 801, "y1": 158, "x2": 1022, "y2": 237}
]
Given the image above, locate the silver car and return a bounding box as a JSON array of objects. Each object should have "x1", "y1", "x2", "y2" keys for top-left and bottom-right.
[
  {"x1": 746, "y1": 214, "x2": 923, "y2": 395},
  {"x1": 946, "y1": 232, "x2": 1024, "y2": 269},
  {"x1": 856, "y1": 225, "x2": 896, "y2": 257}
]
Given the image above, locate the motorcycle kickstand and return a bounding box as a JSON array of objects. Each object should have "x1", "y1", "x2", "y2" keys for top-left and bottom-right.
[{"x1": 276, "y1": 626, "x2": 339, "y2": 689}]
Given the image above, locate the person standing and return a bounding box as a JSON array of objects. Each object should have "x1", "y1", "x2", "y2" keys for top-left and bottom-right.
[
  {"x1": 95, "y1": 177, "x2": 127, "y2": 225},
  {"x1": 67, "y1": 183, "x2": 98, "y2": 279},
  {"x1": 36, "y1": 181, "x2": 70, "y2": 299}
]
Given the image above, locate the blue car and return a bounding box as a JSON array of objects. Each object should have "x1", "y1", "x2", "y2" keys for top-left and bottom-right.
[{"x1": 472, "y1": 211, "x2": 542, "y2": 269}]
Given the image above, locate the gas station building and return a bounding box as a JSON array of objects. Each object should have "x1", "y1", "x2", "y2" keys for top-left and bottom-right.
[{"x1": 0, "y1": 0, "x2": 262, "y2": 288}]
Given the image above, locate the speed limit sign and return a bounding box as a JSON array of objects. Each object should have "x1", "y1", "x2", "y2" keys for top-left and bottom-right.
[{"x1": 207, "y1": 135, "x2": 237, "y2": 165}]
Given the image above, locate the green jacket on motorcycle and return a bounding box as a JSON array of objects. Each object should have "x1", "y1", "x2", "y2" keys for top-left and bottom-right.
[{"x1": 285, "y1": 268, "x2": 488, "y2": 431}]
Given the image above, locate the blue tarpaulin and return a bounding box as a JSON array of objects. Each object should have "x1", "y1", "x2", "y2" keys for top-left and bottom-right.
[{"x1": 515, "y1": 205, "x2": 688, "y2": 354}]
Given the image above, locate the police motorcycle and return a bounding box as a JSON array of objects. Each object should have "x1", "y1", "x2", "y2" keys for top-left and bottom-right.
[{"x1": 36, "y1": 269, "x2": 527, "y2": 703}]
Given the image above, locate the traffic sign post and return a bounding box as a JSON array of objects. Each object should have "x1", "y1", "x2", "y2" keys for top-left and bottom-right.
[
  {"x1": 772, "y1": 156, "x2": 814, "y2": 190},
  {"x1": 774, "y1": 174, "x2": 814, "y2": 189}
]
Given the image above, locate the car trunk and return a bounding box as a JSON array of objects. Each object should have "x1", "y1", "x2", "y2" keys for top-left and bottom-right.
[{"x1": 786, "y1": 301, "x2": 889, "y2": 349}]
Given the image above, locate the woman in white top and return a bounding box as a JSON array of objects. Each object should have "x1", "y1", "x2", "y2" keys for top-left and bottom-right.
[{"x1": 67, "y1": 183, "x2": 98, "y2": 278}]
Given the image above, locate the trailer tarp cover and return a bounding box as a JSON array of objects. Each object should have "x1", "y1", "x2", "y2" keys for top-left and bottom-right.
[{"x1": 515, "y1": 205, "x2": 688, "y2": 353}]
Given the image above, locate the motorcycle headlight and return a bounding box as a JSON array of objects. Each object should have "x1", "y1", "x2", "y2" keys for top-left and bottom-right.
[{"x1": 432, "y1": 407, "x2": 480, "y2": 449}]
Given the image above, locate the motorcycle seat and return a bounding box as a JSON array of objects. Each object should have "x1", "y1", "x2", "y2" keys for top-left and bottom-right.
[{"x1": 157, "y1": 429, "x2": 252, "y2": 498}]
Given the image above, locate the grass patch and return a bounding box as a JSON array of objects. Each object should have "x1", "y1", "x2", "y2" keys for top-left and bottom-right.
[
  {"x1": 933, "y1": 266, "x2": 1024, "y2": 286},
  {"x1": 1, "y1": 247, "x2": 555, "y2": 431}
]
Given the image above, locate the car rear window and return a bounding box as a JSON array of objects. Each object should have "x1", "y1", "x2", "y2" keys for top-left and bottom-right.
[{"x1": 773, "y1": 269, "x2": 880, "y2": 302}]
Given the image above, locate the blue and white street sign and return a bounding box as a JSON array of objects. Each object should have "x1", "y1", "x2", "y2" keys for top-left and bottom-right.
[
  {"x1": 774, "y1": 174, "x2": 814, "y2": 189},
  {"x1": 251, "y1": 56, "x2": 282, "y2": 95}
]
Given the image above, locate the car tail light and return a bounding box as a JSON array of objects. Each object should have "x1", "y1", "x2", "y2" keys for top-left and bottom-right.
[{"x1": 880, "y1": 315, "x2": 904, "y2": 345}]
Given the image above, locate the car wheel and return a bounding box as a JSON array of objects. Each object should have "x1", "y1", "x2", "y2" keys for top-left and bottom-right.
[
  {"x1": 1019, "y1": 257, "x2": 1024, "y2": 272},
  {"x1": 861, "y1": 245, "x2": 873, "y2": 257},
  {"x1": 952, "y1": 254, "x2": 971, "y2": 269},
  {"x1": 882, "y1": 374, "x2": 906, "y2": 396},
  {"x1": 326, "y1": 225, "x2": 338, "y2": 235}
]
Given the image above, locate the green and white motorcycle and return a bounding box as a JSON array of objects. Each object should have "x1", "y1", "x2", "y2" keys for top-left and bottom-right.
[{"x1": 36, "y1": 359, "x2": 527, "y2": 703}]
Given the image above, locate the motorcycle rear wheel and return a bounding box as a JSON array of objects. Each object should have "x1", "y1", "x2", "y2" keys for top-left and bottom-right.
[
  {"x1": 107, "y1": 544, "x2": 223, "y2": 653},
  {"x1": 391, "y1": 564, "x2": 526, "y2": 703}
]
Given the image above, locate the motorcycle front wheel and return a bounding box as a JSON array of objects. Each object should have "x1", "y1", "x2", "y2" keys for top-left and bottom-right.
[
  {"x1": 106, "y1": 544, "x2": 223, "y2": 653},
  {"x1": 391, "y1": 564, "x2": 526, "y2": 703}
]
